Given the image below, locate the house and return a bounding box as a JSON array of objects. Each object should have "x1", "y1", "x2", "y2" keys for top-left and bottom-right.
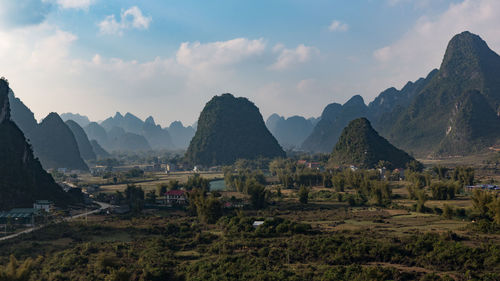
[
  {"x1": 297, "y1": 160, "x2": 307, "y2": 166},
  {"x1": 33, "y1": 200, "x2": 53, "y2": 212},
  {"x1": 90, "y1": 165, "x2": 107, "y2": 176},
  {"x1": 307, "y1": 162, "x2": 321, "y2": 170},
  {"x1": 0, "y1": 208, "x2": 38, "y2": 226},
  {"x1": 164, "y1": 190, "x2": 187, "y2": 206}
]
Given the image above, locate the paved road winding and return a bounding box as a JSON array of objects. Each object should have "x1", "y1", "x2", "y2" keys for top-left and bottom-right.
[{"x1": 0, "y1": 201, "x2": 112, "y2": 242}]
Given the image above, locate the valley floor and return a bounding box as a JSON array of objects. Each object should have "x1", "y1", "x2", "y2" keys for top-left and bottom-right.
[{"x1": 0, "y1": 184, "x2": 499, "y2": 280}]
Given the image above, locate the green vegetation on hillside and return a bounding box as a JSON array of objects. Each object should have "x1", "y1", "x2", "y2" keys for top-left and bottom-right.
[
  {"x1": 185, "y1": 93, "x2": 285, "y2": 166},
  {"x1": 330, "y1": 118, "x2": 415, "y2": 169}
]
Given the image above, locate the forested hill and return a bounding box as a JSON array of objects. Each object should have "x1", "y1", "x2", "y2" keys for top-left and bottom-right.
[
  {"x1": 185, "y1": 93, "x2": 285, "y2": 166},
  {"x1": 305, "y1": 31, "x2": 500, "y2": 157},
  {"x1": 330, "y1": 118, "x2": 415, "y2": 169},
  {"x1": 375, "y1": 31, "x2": 500, "y2": 156}
]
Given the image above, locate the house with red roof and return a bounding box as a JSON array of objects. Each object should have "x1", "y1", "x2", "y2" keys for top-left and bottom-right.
[{"x1": 164, "y1": 190, "x2": 187, "y2": 206}]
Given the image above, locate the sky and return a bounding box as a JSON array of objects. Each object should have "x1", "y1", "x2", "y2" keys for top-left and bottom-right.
[{"x1": 1, "y1": 0, "x2": 500, "y2": 127}]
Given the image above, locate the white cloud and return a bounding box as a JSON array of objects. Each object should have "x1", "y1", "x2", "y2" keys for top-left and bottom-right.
[
  {"x1": 372, "y1": 0, "x2": 500, "y2": 91},
  {"x1": 1, "y1": 26, "x2": 323, "y2": 124},
  {"x1": 328, "y1": 20, "x2": 349, "y2": 32},
  {"x1": 99, "y1": 6, "x2": 152, "y2": 35},
  {"x1": 176, "y1": 38, "x2": 266, "y2": 69},
  {"x1": 56, "y1": 0, "x2": 95, "y2": 9},
  {"x1": 269, "y1": 44, "x2": 318, "y2": 70}
]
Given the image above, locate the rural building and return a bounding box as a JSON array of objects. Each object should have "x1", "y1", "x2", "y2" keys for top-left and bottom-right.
[
  {"x1": 33, "y1": 200, "x2": 53, "y2": 212},
  {"x1": 164, "y1": 190, "x2": 187, "y2": 206},
  {"x1": 466, "y1": 185, "x2": 500, "y2": 192},
  {"x1": 307, "y1": 162, "x2": 321, "y2": 170},
  {"x1": 0, "y1": 209, "x2": 37, "y2": 226}
]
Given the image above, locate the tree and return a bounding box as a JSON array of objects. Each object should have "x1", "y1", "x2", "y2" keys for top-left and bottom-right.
[
  {"x1": 189, "y1": 189, "x2": 223, "y2": 224},
  {"x1": 488, "y1": 197, "x2": 500, "y2": 225},
  {"x1": 185, "y1": 174, "x2": 210, "y2": 191},
  {"x1": 416, "y1": 189, "x2": 427, "y2": 213},
  {"x1": 247, "y1": 180, "x2": 268, "y2": 209},
  {"x1": 471, "y1": 189, "x2": 493, "y2": 218},
  {"x1": 407, "y1": 160, "x2": 424, "y2": 173},
  {"x1": 145, "y1": 191, "x2": 156, "y2": 204},
  {"x1": 430, "y1": 182, "x2": 457, "y2": 200},
  {"x1": 125, "y1": 184, "x2": 145, "y2": 212},
  {"x1": 370, "y1": 181, "x2": 391, "y2": 206},
  {"x1": 453, "y1": 166, "x2": 474, "y2": 186},
  {"x1": 298, "y1": 186, "x2": 309, "y2": 204},
  {"x1": 156, "y1": 184, "x2": 168, "y2": 196},
  {"x1": 442, "y1": 204, "x2": 454, "y2": 219},
  {"x1": 432, "y1": 165, "x2": 449, "y2": 180},
  {"x1": 332, "y1": 174, "x2": 345, "y2": 192},
  {"x1": 167, "y1": 180, "x2": 180, "y2": 190},
  {"x1": 376, "y1": 160, "x2": 390, "y2": 169}
]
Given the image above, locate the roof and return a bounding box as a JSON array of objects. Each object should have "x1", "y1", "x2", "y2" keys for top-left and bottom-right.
[
  {"x1": 165, "y1": 190, "x2": 186, "y2": 196},
  {"x1": 253, "y1": 221, "x2": 265, "y2": 227},
  {"x1": 0, "y1": 208, "x2": 36, "y2": 218},
  {"x1": 35, "y1": 200, "x2": 52, "y2": 204}
]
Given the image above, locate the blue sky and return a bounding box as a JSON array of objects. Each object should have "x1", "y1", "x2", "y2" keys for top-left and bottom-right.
[{"x1": 0, "y1": 0, "x2": 498, "y2": 126}]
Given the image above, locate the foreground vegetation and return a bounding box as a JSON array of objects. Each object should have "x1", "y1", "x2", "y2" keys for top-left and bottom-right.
[{"x1": 2, "y1": 157, "x2": 500, "y2": 280}]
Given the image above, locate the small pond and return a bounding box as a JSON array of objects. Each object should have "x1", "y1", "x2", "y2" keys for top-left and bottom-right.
[{"x1": 209, "y1": 179, "x2": 226, "y2": 191}]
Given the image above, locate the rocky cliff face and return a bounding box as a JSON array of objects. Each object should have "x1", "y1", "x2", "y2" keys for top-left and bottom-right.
[
  {"x1": 0, "y1": 79, "x2": 72, "y2": 210},
  {"x1": 65, "y1": 120, "x2": 97, "y2": 161},
  {"x1": 378, "y1": 31, "x2": 500, "y2": 156},
  {"x1": 8, "y1": 92, "x2": 88, "y2": 170}
]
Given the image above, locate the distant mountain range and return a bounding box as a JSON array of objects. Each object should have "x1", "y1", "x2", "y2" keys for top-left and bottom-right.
[
  {"x1": 63, "y1": 112, "x2": 196, "y2": 152},
  {"x1": 186, "y1": 93, "x2": 285, "y2": 166},
  {"x1": 6, "y1": 30, "x2": 499, "y2": 165},
  {"x1": 300, "y1": 31, "x2": 500, "y2": 157},
  {"x1": 266, "y1": 114, "x2": 315, "y2": 150}
]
